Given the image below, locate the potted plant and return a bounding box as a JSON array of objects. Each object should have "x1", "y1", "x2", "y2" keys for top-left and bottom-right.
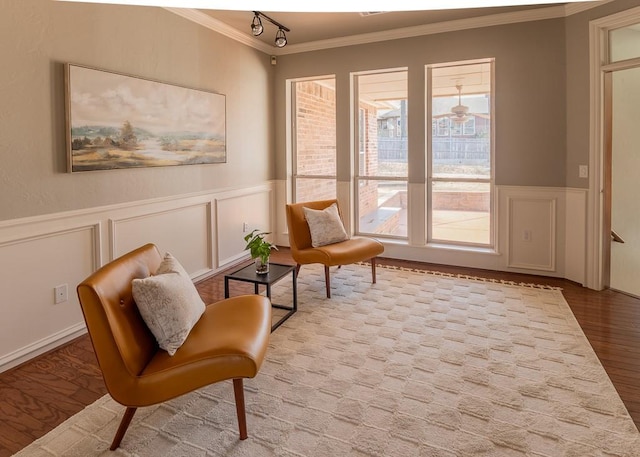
[{"x1": 243, "y1": 229, "x2": 278, "y2": 274}]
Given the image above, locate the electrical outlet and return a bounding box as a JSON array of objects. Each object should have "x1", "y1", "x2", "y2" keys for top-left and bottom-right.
[
  {"x1": 243, "y1": 222, "x2": 250, "y2": 233},
  {"x1": 523, "y1": 230, "x2": 532, "y2": 242},
  {"x1": 54, "y1": 284, "x2": 68, "y2": 304}
]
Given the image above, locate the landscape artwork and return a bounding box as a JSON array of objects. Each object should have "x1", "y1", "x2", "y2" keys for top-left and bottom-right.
[{"x1": 65, "y1": 64, "x2": 226, "y2": 172}]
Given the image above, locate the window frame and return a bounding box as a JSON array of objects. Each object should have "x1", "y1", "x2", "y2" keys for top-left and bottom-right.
[
  {"x1": 426, "y1": 59, "x2": 496, "y2": 248},
  {"x1": 352, "y1": 68, "x2": 409, "y2": 240}
]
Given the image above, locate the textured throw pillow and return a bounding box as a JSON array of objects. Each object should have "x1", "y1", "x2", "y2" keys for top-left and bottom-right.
[
  {"x1": 132, "y1": 253, "x2": 205, "y2": 356},
  {"x1": 303, "y1": 203, "x2": 349, "y2": 247}
]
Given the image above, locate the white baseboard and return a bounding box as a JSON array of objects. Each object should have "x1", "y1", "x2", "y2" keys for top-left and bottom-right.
[{"x1": 0, "y1": 323, "x2": 87, "y2": 373}]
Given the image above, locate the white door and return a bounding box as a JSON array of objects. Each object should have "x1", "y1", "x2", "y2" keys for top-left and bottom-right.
[{"x1": 610, "y1": 66, "x2": 640, "y2": 297}]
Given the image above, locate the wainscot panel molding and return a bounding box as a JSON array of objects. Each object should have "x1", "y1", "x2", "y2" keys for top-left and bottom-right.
[
  {"x1": 110, "y1": 202, "x2": 213, "y2": 278},
  {"x1": 499, "y1": 186, "x2": 568, "y2": 277},
  {"x1": 0, "y1": 224, "x2": 100, "y2": 373},
  {"x1": 506, "y1": 196, "x2": 557, "y2": 271},
  {"x1": 0, "y1": 182, "x2": 274, "y2": 373},
  {"x1": 216, "y1": 188, "x2": 274, "y2": 268}
]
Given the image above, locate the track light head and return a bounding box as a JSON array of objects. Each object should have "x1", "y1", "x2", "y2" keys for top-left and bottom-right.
[
  {"x1": 250, "y1": 11, "x2": 290, "y2": 48},
  {"x1": 275, "y1": 28, "x2": 287, "y2": 48},
  {"x1": 251, "y1": 12, "x2": 263, "y2": 36}
]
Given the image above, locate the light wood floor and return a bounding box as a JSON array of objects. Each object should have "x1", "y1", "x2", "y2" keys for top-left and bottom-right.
[{"x1": 2, "y1": 248, "x2": 639, "y2": 456}]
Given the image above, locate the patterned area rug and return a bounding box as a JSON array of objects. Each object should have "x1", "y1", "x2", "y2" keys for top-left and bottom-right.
[{"x1": 16, "y1": 264, "x2": 640, "y2": 456}]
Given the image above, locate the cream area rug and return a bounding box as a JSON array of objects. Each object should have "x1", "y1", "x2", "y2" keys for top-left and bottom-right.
[{"x1": 16, "y1": 264, "x2": 640, "y2": 456}]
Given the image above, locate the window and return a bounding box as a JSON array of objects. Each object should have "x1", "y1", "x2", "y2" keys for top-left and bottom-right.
[
  {"x1": 291, "y1": 77, "x2": 337, "y2": 202},
  {"x1": 463, "y1": 117, "x2": 476, "y2": 136},
  {"x1": 353, "y1": 69, "x2": 408, "y2": 238},
  {"x1": 609, "y1": 24, "x2": 640, "y2": 62},
  {"x1": 427, "y1": 60, "x2": 494, "y2": 246},
  {"x1": 436, "y1": 118, "x2": 449, "y2": 136},
  {"x1": 359, "y1": 108, "x2": 366, "y2": 177}
]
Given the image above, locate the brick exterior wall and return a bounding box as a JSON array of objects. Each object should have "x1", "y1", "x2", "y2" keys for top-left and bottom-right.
[
  {"x1": 294, "y1": 81, "x2": 337, "y2": 203},
  {"x1": 357, "y1": 103, "x2": 380, "y2": 218},
  {"x1": 294, "y1": 82, "x2": 380, "y2": 221},
  {"x1": 432, "y1": 191, "x2": 490, "y2": 212}
]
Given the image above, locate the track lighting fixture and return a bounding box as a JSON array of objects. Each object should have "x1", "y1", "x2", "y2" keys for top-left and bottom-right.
[
  {"x1": 250, "y1": 11, "x2": 290, "y2": 48},
  {"x1": 275, "y1": 28, "x2": 287, "y2": 48},
  {"x1": 251, "y1": 12, "x2": 263, "y2": 36}
]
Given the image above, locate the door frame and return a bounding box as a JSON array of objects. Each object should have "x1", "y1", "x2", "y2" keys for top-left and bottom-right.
[{"x1": 587, "y1": 6, "x2": 640, "y2": 290}]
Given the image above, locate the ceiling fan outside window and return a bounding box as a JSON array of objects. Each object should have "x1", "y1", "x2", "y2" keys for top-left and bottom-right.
[
  {"x1": 450, "y1": 84, "x2": 470, "y2": 123},
  {"x1": 433, "y1": 83, "x2": 489, "y2": 124}
]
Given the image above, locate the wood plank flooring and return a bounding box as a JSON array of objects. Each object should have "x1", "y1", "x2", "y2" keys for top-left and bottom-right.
[{"x1": 1, "y1": 248, "x2": 639, "y2": 455}]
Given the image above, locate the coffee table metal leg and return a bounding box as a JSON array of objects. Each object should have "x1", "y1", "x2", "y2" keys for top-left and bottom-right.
[
  {"x1": 270, "y1": 269, "x2": 297, "y2": 332},
  {"x1": 224, "y1": 264, "x2": 297, "y2": 333},
  {"x1": 292, "y1": 269, "x2": 297, "y2": 311}
]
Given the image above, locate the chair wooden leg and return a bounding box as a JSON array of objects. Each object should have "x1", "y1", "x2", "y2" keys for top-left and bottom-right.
[
  {"x1": 110, "y1": 407, "x2": 137, "y2": 450},
  {"x1": 295, "y1": 264, "x2": 301, "y2": 278},
  {"x1": 233, "y1": 378, "x2": 248, "y2": 440},
  {"x1": 324, "y1": 265, "x2": 331, "y2": 298},
  {"x1": 371, "y1": 257, "x2": 377, "y2": 284}
]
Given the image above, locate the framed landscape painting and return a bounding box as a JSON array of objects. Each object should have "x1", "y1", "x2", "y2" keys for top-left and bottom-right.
[{"x1": 65, "y1": 64, "x2": 226, "y2": 172}]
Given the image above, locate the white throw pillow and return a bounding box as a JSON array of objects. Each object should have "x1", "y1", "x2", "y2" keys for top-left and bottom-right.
[
  {"x1": 132, "y1": 253, "x2": 205, "y2": 356},
  {"x1": 303, "y1": 203, "x2": 349, "y2": 247}
]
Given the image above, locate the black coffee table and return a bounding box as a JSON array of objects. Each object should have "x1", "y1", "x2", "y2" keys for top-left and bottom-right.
[{"x1": 224, "y1": 262, "x2": 297, "y2": 332}]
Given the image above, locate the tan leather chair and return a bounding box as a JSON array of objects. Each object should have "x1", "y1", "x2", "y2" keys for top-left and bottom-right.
[
  {"x1": 76, "y1": 244, "x2": 271, "y2": 450},
  {"x1": 286, "y1": 199, "x2": 384, "y2": 298}
]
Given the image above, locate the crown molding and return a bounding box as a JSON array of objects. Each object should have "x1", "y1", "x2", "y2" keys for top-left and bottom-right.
[
  {"x1": 164, "y1": 7, "x2": 274, "y2": 54},
  {"x1": 166, "y1": 1, "x2": 614, "y2": 56},
  {"x1": 278, "y1": 5, "x2": 568, "y2": 55},
  {"x1": 564, "y1": 0, "x2": 615, "y2": 15}
]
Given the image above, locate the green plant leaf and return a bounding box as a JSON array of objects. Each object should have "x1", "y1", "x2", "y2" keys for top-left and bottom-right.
[{"x1": 243, "y1": 228, "x2": 278, "y2": 263}]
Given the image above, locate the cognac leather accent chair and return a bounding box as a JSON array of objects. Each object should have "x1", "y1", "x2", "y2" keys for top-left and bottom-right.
[
  {"x1": 76, "y1": 244, "x2": 271, "y2": 450},
  {"x1": 286, "y1": 199, "x2": 384, "y2": 298}
]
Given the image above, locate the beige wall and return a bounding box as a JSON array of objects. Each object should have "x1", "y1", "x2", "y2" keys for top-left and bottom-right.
[
  {"x1": 273, "y1": 19, "x2": 568, "y2": 187},
  {"x1": 0, "y1": 0, "x2": 274, "y2": 222}
]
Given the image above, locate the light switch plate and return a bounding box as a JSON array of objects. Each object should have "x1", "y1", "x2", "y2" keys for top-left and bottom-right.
[{"x1": 579, "y1": 165, "x2": 588, "y2": 179}]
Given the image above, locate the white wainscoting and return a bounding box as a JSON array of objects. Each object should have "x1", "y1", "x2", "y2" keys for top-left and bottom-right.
[
  {"x1": 499, "y1": 186, "x2": 587, "y2": 281},
  {"x1": 1, "y1": 182, "x2": 586, "y2": 372},
  {"x1": 0, "y1": 224, "x2": 99, "y2": 372},
  {"x1": 274, "y1": 180, "x2": 588, "y2": 285},
  {"x1": 506, "y1": 196, "x2": 557, "y2": 271},
  {"x1": 0, "y1": 183, "x2": 274, "y2": 373},
  {"x1": 216, "y1": 188, "x2": 273, "y2": 268},
  {"x1": 110, "y1": 202, "x2": 213, "y2": 278},
  {"x1": 564, "y1": 188, "x2": 587, "y2": 285},
  {"x1": 274, "y1": 179, "x2": 290, "y2": 247}
]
